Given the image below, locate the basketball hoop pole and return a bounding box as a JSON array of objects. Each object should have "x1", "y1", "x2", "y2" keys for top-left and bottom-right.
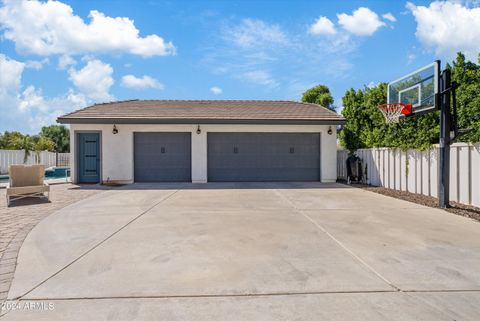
[{"x1": 438, "y1": 67, "x2": 452, "y2": 208}]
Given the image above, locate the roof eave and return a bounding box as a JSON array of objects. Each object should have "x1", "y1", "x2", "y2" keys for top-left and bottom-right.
[{"x1": 57, "y1": 117, "x2": 346, "y2": 125}]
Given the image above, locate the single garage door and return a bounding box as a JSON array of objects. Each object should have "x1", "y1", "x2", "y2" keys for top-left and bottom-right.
[
  {"x1": 208, "y1": 133, "x2": 320, "y2": 182},
  {"x1": 134, "y1": 132, "x2": 191, "y2": 182}
]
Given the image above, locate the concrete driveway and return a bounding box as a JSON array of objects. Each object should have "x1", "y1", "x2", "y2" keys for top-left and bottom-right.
[{"x1": 2, "y1": 183, "x2": 480, "y2": 320}]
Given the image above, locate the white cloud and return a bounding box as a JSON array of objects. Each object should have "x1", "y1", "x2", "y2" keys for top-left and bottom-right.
[
  {"x1": 0, "y1": 55, "x2": 88, "y2": 132},
  {"x1": 407, "y1": 53, "x2": 416, "y2": 64},
  {"x1": 19, "y1": 88, "x2": 87, "y2": 130},
  {"x1": 407, "y1": 1, "x2": 480, "y2": 60},
  {"x1": 210, "y1": 86, "x2": 223, "y2": 95},
  {"x1": 205, "y1": 17, "x2": 357, "y2": 90},
  {"x1": 0, "y1": 0, "x2": 176, "y2": 57},
  {"x1": 68, "y1": 59, "x2": 114, "y2": 102},
  {"x1": 58, "y1": 55, "x2": 76, "y2": 70},
  {"x1": 225, "y1": 18, "x2": 288, "y2": 48},
  {"x1": 309, "y1": 16, "x2": 337, "y2": 36},
  {"x1": 237, "y1": 70, "x2": 279, "y2": 88},
  {"x1": 0, "y1": 54, "x2": 24, "y2": 94},
  {"x1": 382, "y1": 13, "x2": 397, "y2": 22},
  {"x1": 18, "y1": 86, "x2": 49, "y2": 113},
  {"x1": 323, "y1": 33, "x2": 356, "y2": 54},
  {"x1": 337, "y1": 7, "x2": 386, "y2": 36},
  {"x1": 208, "y1": 19, "x2": 291, "y2": 88},
  {"x1": 25, "y1": 58, "x2": 49, "y2": 70},
  {"x1": 121, "y1": 75, "x2": 164, "y2": 90}
]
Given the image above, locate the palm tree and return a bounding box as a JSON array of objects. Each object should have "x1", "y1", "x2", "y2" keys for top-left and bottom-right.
[{"x1": 17, "y1": 136, "x2": 34, "y2": 164}]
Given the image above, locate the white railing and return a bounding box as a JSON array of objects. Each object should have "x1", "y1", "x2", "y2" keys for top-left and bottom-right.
[
  {"x1": 337, "y1": 143, "x2": 480, "y2": 207},
  {"x1": 0, "y1": 150, "x2": 71, "y2": 174}
]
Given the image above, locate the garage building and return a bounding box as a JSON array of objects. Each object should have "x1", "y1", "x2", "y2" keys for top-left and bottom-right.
[{"x1": 57, "y1": 100, "x2": 345, "y2": 184}]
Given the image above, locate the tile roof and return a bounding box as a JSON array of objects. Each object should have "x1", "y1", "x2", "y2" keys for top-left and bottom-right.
[{"x1": 57, "y1": 100, "x2": 345, "y2": 124}]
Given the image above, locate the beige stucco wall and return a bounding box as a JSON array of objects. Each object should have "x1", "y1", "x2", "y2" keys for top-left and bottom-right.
[{"x1": 69, "y1": 123, "x2": 338, "y2": 184}]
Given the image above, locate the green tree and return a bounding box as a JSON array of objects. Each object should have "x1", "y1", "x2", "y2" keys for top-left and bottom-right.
[
  {"x1": 301, "y1": 85, "x2": 335, "y2": 111},
  {"x1": 25, "y1": 135, "x2": 56, "y2": 164},
  {"x1": 31, "y1": 136, "x2": 56, "y2": 152},
  {"x1": 40, "y1": 125, "x2": 70, "y2": 153},
  {"x1": 0, "y1": 131, "x2": 27, "y2": 150},
  {"x1": 450, "y1": 52, "x2": 480, "y2": 142},
  {"x1": 338, "y1": 88, "x2": 368, "y2": 151}
]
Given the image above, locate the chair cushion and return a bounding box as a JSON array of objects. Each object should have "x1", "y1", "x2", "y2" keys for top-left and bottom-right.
[{"x1": 9, "y1": 164, "x2": 45, "y2": 187}]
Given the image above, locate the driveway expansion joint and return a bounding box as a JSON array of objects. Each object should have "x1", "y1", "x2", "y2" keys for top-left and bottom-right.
[
  {"x1": 15, "y1": 189, "x2": 180, "y2": 301},
  {"x1": 13, "y1": 290, "x2": 402, "y2": 301},
  {"x1": 10, "y1": 289, "x2": 480, "y2": 302},
  {"x1": 273, "y1": 189, "x2": 401, "y2": 293}
]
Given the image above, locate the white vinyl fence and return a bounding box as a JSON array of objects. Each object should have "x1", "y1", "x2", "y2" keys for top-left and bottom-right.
[
  {"x1": 337, "y1": 143, "x2": 480, "y2": 207},
  {"x1": 0, "y1": 150, "x2": 70, "y2": 174}
]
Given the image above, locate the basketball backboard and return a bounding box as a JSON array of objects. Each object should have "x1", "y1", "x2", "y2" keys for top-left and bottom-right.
[{"x1": 387, "y1": 61, "x2": 440, "y2": 116}]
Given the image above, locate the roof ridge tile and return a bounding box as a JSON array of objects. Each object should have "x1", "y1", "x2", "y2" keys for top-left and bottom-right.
[{"x1": 57, "y1": 99, "x2": 345, "y2": 124}]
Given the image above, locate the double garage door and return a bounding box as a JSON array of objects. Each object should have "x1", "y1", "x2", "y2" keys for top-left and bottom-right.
[{"x1": 134, "y1": 132, "x2": 320, "y2": 182}]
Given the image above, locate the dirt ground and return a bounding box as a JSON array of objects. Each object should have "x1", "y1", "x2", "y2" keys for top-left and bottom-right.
[{"x1": 344, "y1": 182, "x2": 480, "y2": 223}]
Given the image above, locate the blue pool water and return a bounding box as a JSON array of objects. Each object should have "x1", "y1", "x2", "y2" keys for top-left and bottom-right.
[
  {"x1": 45, "y1": 167, "x2": 70, "y2": 178},
  {"x1": 0, "y1": 167, "x2": 70, "y2": 183}
]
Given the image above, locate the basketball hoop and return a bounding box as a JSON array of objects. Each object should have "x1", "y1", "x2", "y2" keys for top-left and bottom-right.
[{"x1": 378, "y1": 103, "x2": 412, "y2": 123}]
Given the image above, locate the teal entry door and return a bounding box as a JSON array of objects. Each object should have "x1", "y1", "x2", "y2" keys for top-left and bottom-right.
[{"x1": 78, "y1": 133, "x2": 100, "y2": 183}]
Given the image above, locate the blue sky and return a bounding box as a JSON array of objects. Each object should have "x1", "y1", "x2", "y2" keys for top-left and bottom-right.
[{"x1": 1, "y1": 0, "x2": 479, "y2": 133}]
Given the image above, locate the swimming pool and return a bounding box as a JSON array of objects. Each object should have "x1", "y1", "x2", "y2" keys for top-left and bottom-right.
[{"x1": 0, "y1": 167, "x2": 70, "y2": 183}]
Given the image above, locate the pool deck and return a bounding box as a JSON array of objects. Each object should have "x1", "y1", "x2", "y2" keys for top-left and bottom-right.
[{"x1": 0, "y1": 178, "x2": 71, "y2": 189}]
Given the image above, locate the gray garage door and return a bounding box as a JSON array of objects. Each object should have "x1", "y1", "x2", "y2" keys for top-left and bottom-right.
[
  {"x1": 134, "y1": 132, "x2": 191, "y2": 182},
  {"x1": 208, "y1": 133, "x2": 320, "y2": 182}
]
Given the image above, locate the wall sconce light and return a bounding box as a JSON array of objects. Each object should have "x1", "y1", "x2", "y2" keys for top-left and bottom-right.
[
  {"x1": 196, "y1": 125, "x2": 201, "y2": 134},
  {"x1": 327, "y1": 126, "x2": 333, "y2": 135},
  {"x1": 112, "y1": 125, "x2": 118, "y2": 134}
]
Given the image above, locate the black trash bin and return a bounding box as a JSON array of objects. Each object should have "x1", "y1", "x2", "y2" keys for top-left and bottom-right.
[{"x1": 346, "y1": 154, "x2": 363, "y2": 184}]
